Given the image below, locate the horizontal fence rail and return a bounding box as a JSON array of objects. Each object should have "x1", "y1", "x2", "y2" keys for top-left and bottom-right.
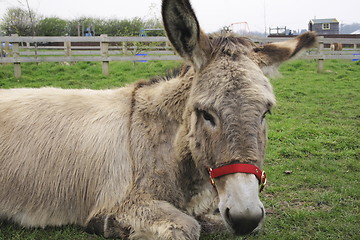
[{"x1": 1, "y1": 34, "x2": 359, "y2": 77}]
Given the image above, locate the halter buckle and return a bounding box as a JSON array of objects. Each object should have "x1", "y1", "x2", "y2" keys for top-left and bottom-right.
[
  {"x1": 207, "y1": 167, "x2": 215, "y2": 185},
  {"x1": 259, "y1": 171, "x2": 267, "y2": 192}
]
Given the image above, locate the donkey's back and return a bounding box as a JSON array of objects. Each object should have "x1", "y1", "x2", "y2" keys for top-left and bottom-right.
[{"x1": 0, "y1": 87, "x2": 133, "y2": 227}]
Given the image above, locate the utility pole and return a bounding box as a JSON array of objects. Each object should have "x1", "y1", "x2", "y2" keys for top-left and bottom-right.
[{"x1": 264, "y1": 0, "x2": 267, "y2": 36}]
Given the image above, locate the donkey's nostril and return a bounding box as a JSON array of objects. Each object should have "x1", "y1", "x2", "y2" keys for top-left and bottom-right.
[{"x1": 225, "y1": 208, "x2": 232, "y2": 225}]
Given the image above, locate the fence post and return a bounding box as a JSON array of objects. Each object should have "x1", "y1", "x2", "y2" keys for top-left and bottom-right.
[
  {"x1": 0, "y1": 42, "x2": 3, "y2": 58},
  {"x1": 64, "y1": 41, "x2": 72, "y2": 57},
  {"x1": 4, "y1": 42, "x2": 10, "y2": 57},
  {"x1": 11, "y1": 34, "x2": 21, "y2": 78},
  {"x1": 122, "y1": 42, "x2": 128, "y2": 55},
  {"x1": 100, "y1": 34, "x2": 109, "y2": 76},
  {"x1": 317, "y1": 36, "x2": 324, "y2": 73}
]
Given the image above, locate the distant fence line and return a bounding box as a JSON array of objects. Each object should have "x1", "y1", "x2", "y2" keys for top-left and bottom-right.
[{"x1": 1, "y1": 34, "x2": 359, "y2": 78}]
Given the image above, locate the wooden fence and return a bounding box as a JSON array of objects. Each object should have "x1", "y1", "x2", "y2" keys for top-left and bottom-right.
[{"x1": 1, "y1": 34, "x2": 359, "y2": 78}]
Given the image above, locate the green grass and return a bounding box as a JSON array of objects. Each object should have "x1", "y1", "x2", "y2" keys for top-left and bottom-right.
[
  {"x1": 0, "y1": 61, "x2": 181, "y2": 89},
  {"x1": 256, "y1": 59, "x2": 359, "y2": 240},
  {"x1": 0, "y1": 59, "x2": 359, "y2": 239}
]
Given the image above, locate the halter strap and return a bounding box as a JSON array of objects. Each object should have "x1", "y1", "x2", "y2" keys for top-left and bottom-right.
[{"x1": 208, "y1": 163, "x2": 267, "y2": 192}]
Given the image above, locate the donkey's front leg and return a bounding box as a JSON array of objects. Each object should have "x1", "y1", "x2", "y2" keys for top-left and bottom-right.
[
  {"x1": 85, "y1": 213, "x2": 130, "y2": 239},
  {"x1": 86, "y1": 200, "x2": 201, "y2": 240}
]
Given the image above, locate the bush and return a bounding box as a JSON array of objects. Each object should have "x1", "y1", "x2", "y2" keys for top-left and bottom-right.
[
  {"x1": 37, "y1": 17, "x2": 67, "y2": 36},
  {"x1": 1, "y1": 7, "x2": 164, "y2": 37}
]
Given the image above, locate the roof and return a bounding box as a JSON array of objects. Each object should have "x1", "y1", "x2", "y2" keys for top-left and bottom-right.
[{"x1": 309, "y1": 18, "x2": 339, "y2": 24}]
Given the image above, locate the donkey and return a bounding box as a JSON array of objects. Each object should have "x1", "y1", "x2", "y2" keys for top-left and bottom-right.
[
  {"x1": 0, "y1": 0, "x2": 316, "y2": 239},
  {"x1": 330, "y1": 42, "x2": 343, "y2": 51}
]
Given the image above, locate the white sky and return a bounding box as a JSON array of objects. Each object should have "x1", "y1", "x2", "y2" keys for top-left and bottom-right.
[{"x1": 0, "y1": 0, "x2": 359, "y2": 34}]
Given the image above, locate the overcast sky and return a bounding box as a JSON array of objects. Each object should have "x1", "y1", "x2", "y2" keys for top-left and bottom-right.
[{"x1": 1, "y1": 0, "x2": 359, "y2": 34}]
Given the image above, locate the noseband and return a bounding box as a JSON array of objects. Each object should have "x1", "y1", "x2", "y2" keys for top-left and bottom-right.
[{"x1": 208, "y1": 163, "x2": 267, "y2": 192}]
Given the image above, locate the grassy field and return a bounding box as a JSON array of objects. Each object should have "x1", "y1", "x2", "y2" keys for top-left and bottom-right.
[
  {"x1": 0, "y1": 61, "x2": 181, "y2": 89},
  {"x1": 0, "y1": 59, "x2": 359, "y2": 239}
]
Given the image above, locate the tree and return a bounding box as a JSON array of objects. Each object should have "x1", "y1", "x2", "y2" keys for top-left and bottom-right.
[
  {"x1": 0, "y1": 7, "x2": 40, "y2": 36},
  {"x1": 37, "y1": 17, "x2": 67, "y2": 36},
  {"x1": 1, "y1": 7, "x2": 30, "y2": 36},
  {"x1": 24, "y1": 0, "x2": 38, "y2": 37},
  {"x1": 117, "y1": 17, "x2": 144, "y2": 36}
]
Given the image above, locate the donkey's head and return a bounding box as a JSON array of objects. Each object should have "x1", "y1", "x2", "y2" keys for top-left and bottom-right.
[{"x1": 162, "y1": 0, "x2": 316, "y2": 235}]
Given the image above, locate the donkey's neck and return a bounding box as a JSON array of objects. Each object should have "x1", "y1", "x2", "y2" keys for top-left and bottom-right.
[
  {"x1": 129, "y1": 69, "x2": 215, "y2": 211},
  {"x1": 128, "y1": 68, "x2": 197, "y2": 206}
]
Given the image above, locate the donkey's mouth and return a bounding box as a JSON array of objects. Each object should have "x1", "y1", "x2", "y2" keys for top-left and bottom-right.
[{"x1": 223, "y1": 207, "x2": 264, "y2": 236}]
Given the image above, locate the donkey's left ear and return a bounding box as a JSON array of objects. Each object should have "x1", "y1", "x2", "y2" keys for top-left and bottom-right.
[
  {"x1": 253, "y1": 32, "x2": 317, "y2": 68},
  {"x1": 162, "y1": 0, "x2": 212, "y2": 71}
]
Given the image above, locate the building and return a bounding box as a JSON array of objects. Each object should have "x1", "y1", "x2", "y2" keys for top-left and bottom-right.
[{"x1": 308, "y1": 18, "x2": 339, "y2": 35}]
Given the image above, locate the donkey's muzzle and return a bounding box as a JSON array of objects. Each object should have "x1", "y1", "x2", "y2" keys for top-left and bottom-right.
[{"x1": 225, "y1": 206, "x2": 264, "y2": 235}]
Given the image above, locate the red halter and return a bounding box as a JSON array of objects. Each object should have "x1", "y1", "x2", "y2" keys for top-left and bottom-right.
[{"x1": 208, "y1": 163, "x2": 267, "y2": 192}]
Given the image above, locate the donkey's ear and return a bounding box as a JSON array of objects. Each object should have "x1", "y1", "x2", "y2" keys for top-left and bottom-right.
[
  {"x1": 253, "y1": 32, "x2": 317, "y2": 68},
  {"x1": 162, "y1": 0, "x2": 212, "y2": 70}
]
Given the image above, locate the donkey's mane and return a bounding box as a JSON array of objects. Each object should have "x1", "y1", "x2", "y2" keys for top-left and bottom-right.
[
  {"x1": 152, "y1": 64, "x2": 191, "y2": 83},
  {"x1": 134, "y1": 64, "x2": 191, "y2": 89},
  {"x1": 209, "y1": 33, "x2": 257, "y2": 57},
  {"x1": 134, "y1": 33, "x2": 256, "y2": 89}
]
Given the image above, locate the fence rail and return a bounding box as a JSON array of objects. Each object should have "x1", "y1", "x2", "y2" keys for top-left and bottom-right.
[{"x1": 1, "y1": 34, "x2": 359, "y2": 77}]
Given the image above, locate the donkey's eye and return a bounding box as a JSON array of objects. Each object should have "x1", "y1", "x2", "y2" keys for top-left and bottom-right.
[{"x1": 199, "y1": 110, "x2": 216, "y2": 127}]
